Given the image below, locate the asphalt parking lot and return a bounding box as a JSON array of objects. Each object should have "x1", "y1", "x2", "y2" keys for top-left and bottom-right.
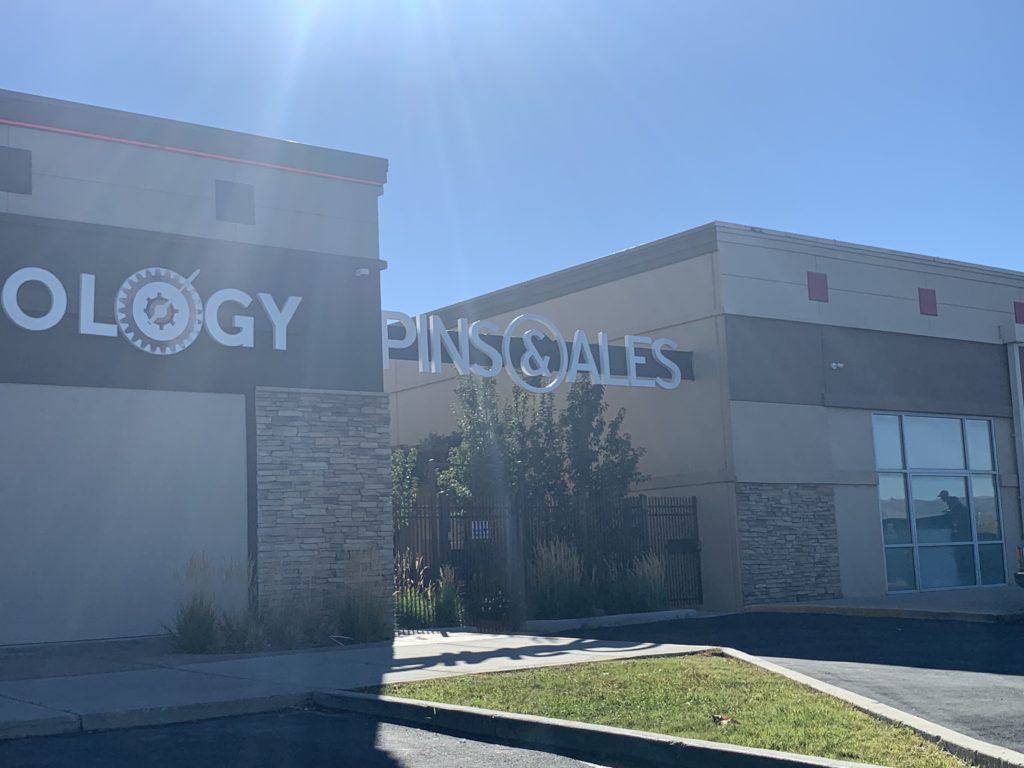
[
  {"x1": 569, "y1": 612, "x2": 1024, "y2": 752},
  {"x1": 0, "y1": 709, "x2": 608, "y2": 768}
]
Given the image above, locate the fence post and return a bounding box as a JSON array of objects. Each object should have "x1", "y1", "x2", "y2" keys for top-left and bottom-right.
[{"x1": 504, "y1": 491, "x2": 527, "y2": 629}]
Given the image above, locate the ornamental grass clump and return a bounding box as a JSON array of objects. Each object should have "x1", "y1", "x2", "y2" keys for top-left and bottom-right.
[
  {"x1": 604, "y1": 553, "x2": 669, "y2": 615},
  {"x1": 625, "y1": 552, "x2": 669, "y2": 612},
  {"x1": 333, "y1": 589, "x2": 394, "y2": 643},
  {"x1": 528, "y1": 538, "x2": 594, "y2": 619},
  {"x1": 434, "y1": 565, "x2": 466, "y2": 627},
  {"x1": 167, "y1": 594, "x2": 217, "y2": 653}
]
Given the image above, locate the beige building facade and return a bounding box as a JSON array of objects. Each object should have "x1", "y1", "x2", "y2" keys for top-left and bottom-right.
[{"x1": 387, "y1": 222, "x2": 1024, "y2": 612}]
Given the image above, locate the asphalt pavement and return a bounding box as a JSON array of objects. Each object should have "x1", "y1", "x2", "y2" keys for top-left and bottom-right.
[
  {"x1": 568, "y1": 612, "x2": 1024, "y2": 752},
  {"x1": 0, "y1": 709, "x2": 609, "y2": 768}
]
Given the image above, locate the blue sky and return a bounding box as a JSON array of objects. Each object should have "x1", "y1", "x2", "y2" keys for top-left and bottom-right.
[{"x1": 2, "y1": 0, "x2": 1022, "y2": 313}]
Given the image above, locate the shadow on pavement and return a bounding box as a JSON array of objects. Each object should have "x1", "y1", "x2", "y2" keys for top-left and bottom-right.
[
  {"x1": 0, "y1": 710, "x2": 405, "y2": 767},
  {"x1": 566, "y1": 612, "x2": 1024, "y2": 675}
]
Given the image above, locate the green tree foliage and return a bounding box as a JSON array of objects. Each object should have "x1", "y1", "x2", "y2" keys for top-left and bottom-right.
[
  {"x1": 438, "y1": 375, "x2": 645, "y2": 505},
  {"x1": 391, "y1": 446, "x2": 418, "y2": 528}
]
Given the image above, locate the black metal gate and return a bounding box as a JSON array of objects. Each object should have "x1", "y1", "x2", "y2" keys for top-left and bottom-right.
[{"x1": 394, "y1": 494, "x2": 701, "y2": 628}]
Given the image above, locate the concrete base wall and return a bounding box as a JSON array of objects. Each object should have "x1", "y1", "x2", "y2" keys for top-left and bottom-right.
[
  {"x1": 736, "y1": 483, "x2": 842, "y2": 604},
  {"x1": 255, "y1": 388, "x2": 393, "y2": 611},
  {"x1": 0, "y1": 384, "x2": 248, "y2": 645}
]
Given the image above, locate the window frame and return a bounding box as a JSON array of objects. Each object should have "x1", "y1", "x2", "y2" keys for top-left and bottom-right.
[{"x1": 873, "y1": 412, "x2": 1006, "y2": 593}]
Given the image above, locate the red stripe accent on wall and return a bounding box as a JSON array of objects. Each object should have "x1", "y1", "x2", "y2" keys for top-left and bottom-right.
[{"x1": 0, "y1": 118, "x2": 384, "y2": 187}]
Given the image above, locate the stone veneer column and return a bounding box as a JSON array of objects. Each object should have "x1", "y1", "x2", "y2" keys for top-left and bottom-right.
[
  {"x1": 736, "y1": 483, "x2": 841, "y2": 604},
  {"x1": 255, "y1": 387, "x2": 392, "y2": 611}
]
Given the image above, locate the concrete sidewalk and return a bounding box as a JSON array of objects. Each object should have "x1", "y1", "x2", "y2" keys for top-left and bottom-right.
[
  {"x1": 3, "y1": 631, "x2": 1021, "y2": 767},
  {"x1": 0, "y1": 632, "x2": 707, "y2": 739}
]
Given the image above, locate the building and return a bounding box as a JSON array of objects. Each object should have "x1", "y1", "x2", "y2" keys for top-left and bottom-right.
[
  {"x1": 0, "y1": 90, "x2": 392, "y2": 645},
  {"x1": 386, "y1": 222, "x2": 1024, "y2": 612}
]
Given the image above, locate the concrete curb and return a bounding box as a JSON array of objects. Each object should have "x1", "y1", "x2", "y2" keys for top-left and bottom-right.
[
  {"x1": 0, "y1": 692, "x2": 309, "y2": 741},
  {"x1": 79, "y1": 692, "x2": 310, "y2": 732},
  {"x1": 0, "y1": 709, "x2": 80, "y2": 740},
  {"x1": 722, "y1": 649, "x2": 1024, "y2": 768},
  {"x1": 314, "y1": 689, "x2": 882, "y2": 768},
  {"x1": 744, "y1": 604, "x2": 1024, "y2": 624},
  {"x1": 522, "y1": 608, "x2": 697, "y2": 634}
]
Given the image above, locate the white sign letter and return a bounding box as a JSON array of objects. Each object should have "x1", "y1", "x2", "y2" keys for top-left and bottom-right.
[
  {"x1": 469, "y1": 319, "x2": 503, "y2": 377},
  {"x1": 206, "y1": 289, "x2": 255, "y2": 348},
  {"x1": 382, "y1": 310, "x2": 416, "y2": 369},
  {"x1": 2, "y1": 267, "x2": 67, "y2": 331},
  {"x1": 652, "y1": 338, "x2": 682, "y2": 390},
  {"x1": 566, "y1": 329, "x2": 600, "y2": 383},
  {"x1": 79, "y1": 274, "x2": 117, "y2": 337},
  {"x1": 257, "y1": 293, "x2": 302, "y2": 351},
  {"x1": 598, "y1": 331, "x2": 629, "y2": 387},
  {"x1": 624, "y1": 335, "x2": 655, "y2": 388},
  {"x1": 429, "y1": 315, "x2": 470, "y2": 375}
]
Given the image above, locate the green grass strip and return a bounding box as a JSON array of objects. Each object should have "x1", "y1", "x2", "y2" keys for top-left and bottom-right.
[{"x1": 379, "y1": 652, "x2": 968, "y2": 767}]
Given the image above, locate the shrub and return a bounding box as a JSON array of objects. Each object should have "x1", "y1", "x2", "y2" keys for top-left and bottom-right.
[
  {"x1": 528, "y1": 538, "x2": 594, "y2": 620},
  {"x1": 167, "y1": 594, "x2": 217, "y2": 653},
  {"x1": 630, "y1": 553, "x2": 668, "y2": 611},
  {"x1": 434, "y1": 566, "x2": 466, "y2": 627},
  {"x1": 217, "y1": 608, "x2": 265, "y2": 653},
  {"x1": 395, "y1": 550, "x2": 434, "y2": 630},
  {"x1": 333, "y1": 589, "x2": 394, "y2": 643},
  {"x1": 605, "y1": 553, "x2": 669, "y2": 614},
  {"x1": 395, "y1": 585, "x2": 435, "y2": 629}
]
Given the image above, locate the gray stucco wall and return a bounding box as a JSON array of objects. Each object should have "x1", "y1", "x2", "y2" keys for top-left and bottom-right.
[
  {"x1": 736, "y1": 482, "x2": 842, "y2": 604},
  {"x1": 0, "y1": 383, "x2": 248, "y2": 645},
  {"x1": 255, "y1": 387, "x2": 392, "y2": 611},
  {"x1": 726, "y1": 315, "x2": 1012, "y2": 417}
]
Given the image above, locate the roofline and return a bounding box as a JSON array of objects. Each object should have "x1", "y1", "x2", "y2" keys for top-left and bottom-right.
[
  {"x1": 714, "y1": 221, "x2": 1024, "y2": 284},
  {"x1": 0, "y1": 89, "x2": 388, "y2": 187},
  {"x1": 432, "y1": 222, "x2": 719, "y2": 322},
  {"x1": 429, "y1": 221, "x2": 1024, "y2": 321}
]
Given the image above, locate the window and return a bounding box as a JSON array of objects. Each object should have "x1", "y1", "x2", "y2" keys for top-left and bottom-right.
[
  {"x1": 872, "y1": 414, "x2": 1006, "y2": 592},
  {"x1": 0, "y1": 146, "x2": 32, "y2": 194},
  {"x1": 215, "y1": 179, "x2": 256, "y2": 225}
]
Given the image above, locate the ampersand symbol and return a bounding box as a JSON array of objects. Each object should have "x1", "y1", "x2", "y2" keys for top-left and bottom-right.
[{"x1": 520, "y1": 330, "x2": 552, "y2": 376}]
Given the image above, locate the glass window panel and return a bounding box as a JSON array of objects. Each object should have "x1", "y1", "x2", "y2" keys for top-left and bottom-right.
[
  {"x1": 903, "y1": 416, "x2": 965, "y2": 470},
  {"x1": 971, "y1": 475, "x2": 1001, "y2": 541},
  {"x1": 878, "y1": 474, "x2": 912, "y2": 545},
  {"x1": 872, "y1": 414, "x2": 904, "y2": 469},
  {"x1": 965, "y1": 420, "x2": 994, "y2": 471},
  {"x1": 912, "y1": 476, "x2": 972, "y2": 543},
  {"x1": 919, "y1": 545, "x2": 977, "y2": 589},
  {"x1": 979, "y1": 544, "x2": 1006, "y2": 585},
  {"x1": 885, "y1": 548, "x2": 917, "y2": 591}
]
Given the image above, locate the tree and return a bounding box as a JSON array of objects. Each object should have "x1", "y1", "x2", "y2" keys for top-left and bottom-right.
[
  {"x1": 437, "y1": 374, "x2": 645, "y2": 507},
  {"x1": 391, "y1": 446, "x2": 418, "y2": 528},
  {"x1": 563, "y1": 380, "x2": 645, "y2": 503}
]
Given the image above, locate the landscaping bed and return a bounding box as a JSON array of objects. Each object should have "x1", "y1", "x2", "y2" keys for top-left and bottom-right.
[{"x1": 378, "y1": 651, "x2": 969, "y2": 768}]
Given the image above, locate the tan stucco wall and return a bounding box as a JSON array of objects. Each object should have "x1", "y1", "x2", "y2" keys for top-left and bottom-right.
[
  {"x1": 387, "y1": 227, "x2": 1024, "y2": 609},
  {"x1": 388, "y1": 252, "x2": 732, "y2": 485},
  {"x1": 386, "y1": 252, "x2": 747, "y2": 610}
]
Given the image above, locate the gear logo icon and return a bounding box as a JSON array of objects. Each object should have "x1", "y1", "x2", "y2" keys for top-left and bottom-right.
[{"x1": 116, "y1": 267, "x2": 203, "y2": 355}]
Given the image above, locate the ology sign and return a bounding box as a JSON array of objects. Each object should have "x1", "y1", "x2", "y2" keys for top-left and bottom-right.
[{"x1": 1, "y1": 265, "x2": 302, "y2": 355}]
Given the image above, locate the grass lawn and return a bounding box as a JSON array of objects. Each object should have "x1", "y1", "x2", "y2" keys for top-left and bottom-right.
[{"x1": 378, "y1": 652, "x2": 967, "y2": 768}]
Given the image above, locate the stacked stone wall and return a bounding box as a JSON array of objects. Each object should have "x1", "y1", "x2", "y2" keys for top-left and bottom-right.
[
  {"x1": 255, "y1": 387, "x2": 392, "y2": 611},
  {"x1": 736, "y1": 483, "x2": 841, "y2": 604}
]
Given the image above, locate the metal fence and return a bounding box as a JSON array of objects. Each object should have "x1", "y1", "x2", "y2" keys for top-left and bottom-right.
[{"x1": 394, "y1": 494, "x2": 701, "y2": 629}]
